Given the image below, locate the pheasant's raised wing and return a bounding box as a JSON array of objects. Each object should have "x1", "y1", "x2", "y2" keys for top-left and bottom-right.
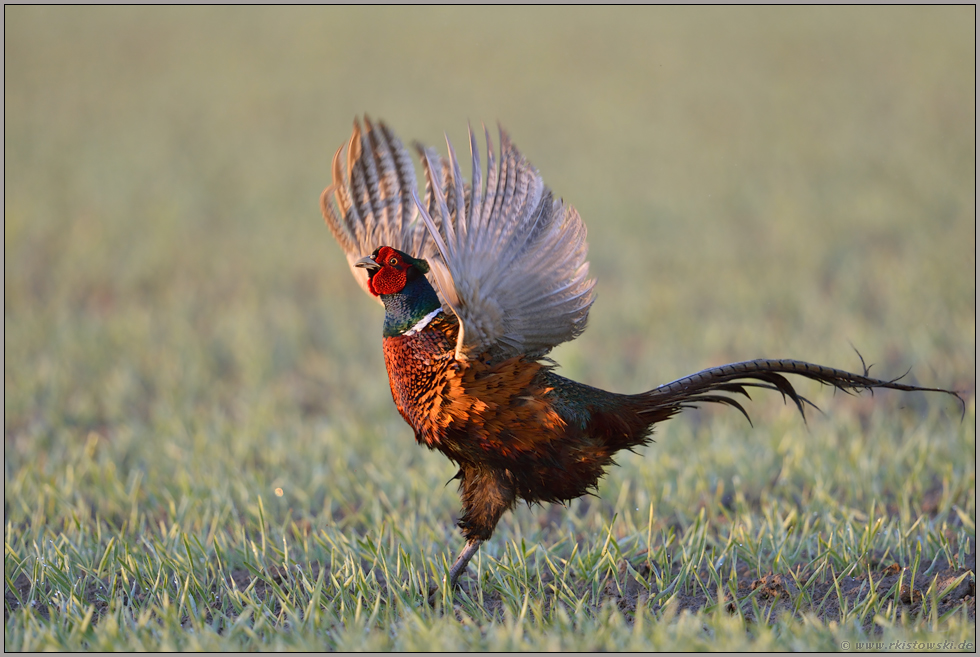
[
  {"x1": 321, "y1": 117, "x2": 456, "y2": 307},
  {"x1": 323, "y1": 118, "x2": 596, "y2": 363},
  {"x1": 414, "y1": 126, "x2": 596, "y2": 363}
]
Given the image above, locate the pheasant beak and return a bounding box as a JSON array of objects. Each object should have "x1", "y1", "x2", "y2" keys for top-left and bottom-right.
[{"x1": 354, "y1": 255, "x2": 381, "y2": 272}]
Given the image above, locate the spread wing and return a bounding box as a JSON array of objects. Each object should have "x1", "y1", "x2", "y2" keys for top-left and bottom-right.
[
  {"x1": 322, "y1": 118, "x2": 596, "y2": 363},
  {"x1": 320, "y1": 117, "x2": 456, "y2": 308},
  {"x1": 414, "y1": 125, "x2": 596, "y2": 362}
]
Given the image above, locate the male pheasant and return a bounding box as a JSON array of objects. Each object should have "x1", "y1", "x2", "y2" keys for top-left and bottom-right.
[{"x1": 321, "y1": 117, "x2": 958, "y2": 589}]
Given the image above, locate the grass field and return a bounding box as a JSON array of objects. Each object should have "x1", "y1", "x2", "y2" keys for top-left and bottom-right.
[{"x1": 4, "y1": 6, "x2": 976, "y2": 650}]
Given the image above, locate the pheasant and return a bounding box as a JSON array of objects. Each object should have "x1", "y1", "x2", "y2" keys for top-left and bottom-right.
[{"x1": 320, "y1": 117, "x2": 959, "y2": 590}]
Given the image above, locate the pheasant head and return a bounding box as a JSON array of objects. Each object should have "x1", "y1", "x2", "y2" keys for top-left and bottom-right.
[{"x1": 356, "y1": 246, "x2": 441, "y2": 338}]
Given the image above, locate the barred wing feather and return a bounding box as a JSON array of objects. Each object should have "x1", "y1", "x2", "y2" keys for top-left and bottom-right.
[
  {"x1": 322, "y1": 118, "x2": 596, "y2": 363},
  {"x1": 414, "y1": 126, "x2": 596, "y2": 362},
  {"x1": 320, "y1": 117, "x2": 455, "y2": 308}
]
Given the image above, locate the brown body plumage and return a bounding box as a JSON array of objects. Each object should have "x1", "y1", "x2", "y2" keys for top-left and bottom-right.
[
  {"x1": 322, "y1": 118, "x2": 960, "y2": 589},
  {"x1": 382, "y1": 309, "x2": 628, "y2": 540}
]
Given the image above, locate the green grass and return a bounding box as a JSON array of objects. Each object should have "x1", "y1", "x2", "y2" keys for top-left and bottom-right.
[{"x1": 5, "y1": 6, "x2": 975, "y2": 651}]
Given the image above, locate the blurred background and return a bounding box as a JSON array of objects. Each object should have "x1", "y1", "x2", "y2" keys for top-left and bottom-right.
[{"x1": 5, "y1": 7, "x2": 974, "y2": 526}]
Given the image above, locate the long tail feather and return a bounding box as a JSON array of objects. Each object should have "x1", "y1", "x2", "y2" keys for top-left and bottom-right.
[{"x1": 636, "y1": 358, "x2": 963, "y2": 424}]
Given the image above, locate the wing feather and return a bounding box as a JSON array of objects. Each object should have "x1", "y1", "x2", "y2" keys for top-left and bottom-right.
[
  {"x1": 445, "y1": 135, "x2": 468, "y2": 243},
  {"x1": 422, "y1": 147, "x2": 459, "y2": 263},
  {"x1": 321, "y1": 117, "x2": 452, "y2": 307},
  {"x1": 413, "y1": 125, "x2": 596, "y2": 362},
  {"x1": 467, "y1": 125, "x2": 482, "y2": 236},
  {"x1": 323, "y1": 118, "x2": 596, "y2": 361},
  {"x1": 362, "y1": 117, "x2": 399, "y2": 229},
  {"x1": 478, "y1": 126, "x2": 498, "y2": 233}
]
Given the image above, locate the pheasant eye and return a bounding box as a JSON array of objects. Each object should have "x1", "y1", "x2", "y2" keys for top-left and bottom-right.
[{"x1": 388, "y1": 257, "x2": 399, "y2": 266}]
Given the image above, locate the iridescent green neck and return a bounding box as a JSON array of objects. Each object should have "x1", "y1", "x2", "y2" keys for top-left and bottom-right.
[{"x1": 380, "y1": 275, "x2": 442, "y2": 338}]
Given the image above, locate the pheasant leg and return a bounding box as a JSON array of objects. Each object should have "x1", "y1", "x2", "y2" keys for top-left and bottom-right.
[{"x1": 448, "y1": 538, "x2": 483, "y2": 588}]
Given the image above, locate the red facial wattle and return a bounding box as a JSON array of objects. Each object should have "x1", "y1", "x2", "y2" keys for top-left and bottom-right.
[{"x1": 367, "y1": 246, "x2": 410, "y2": 296}]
